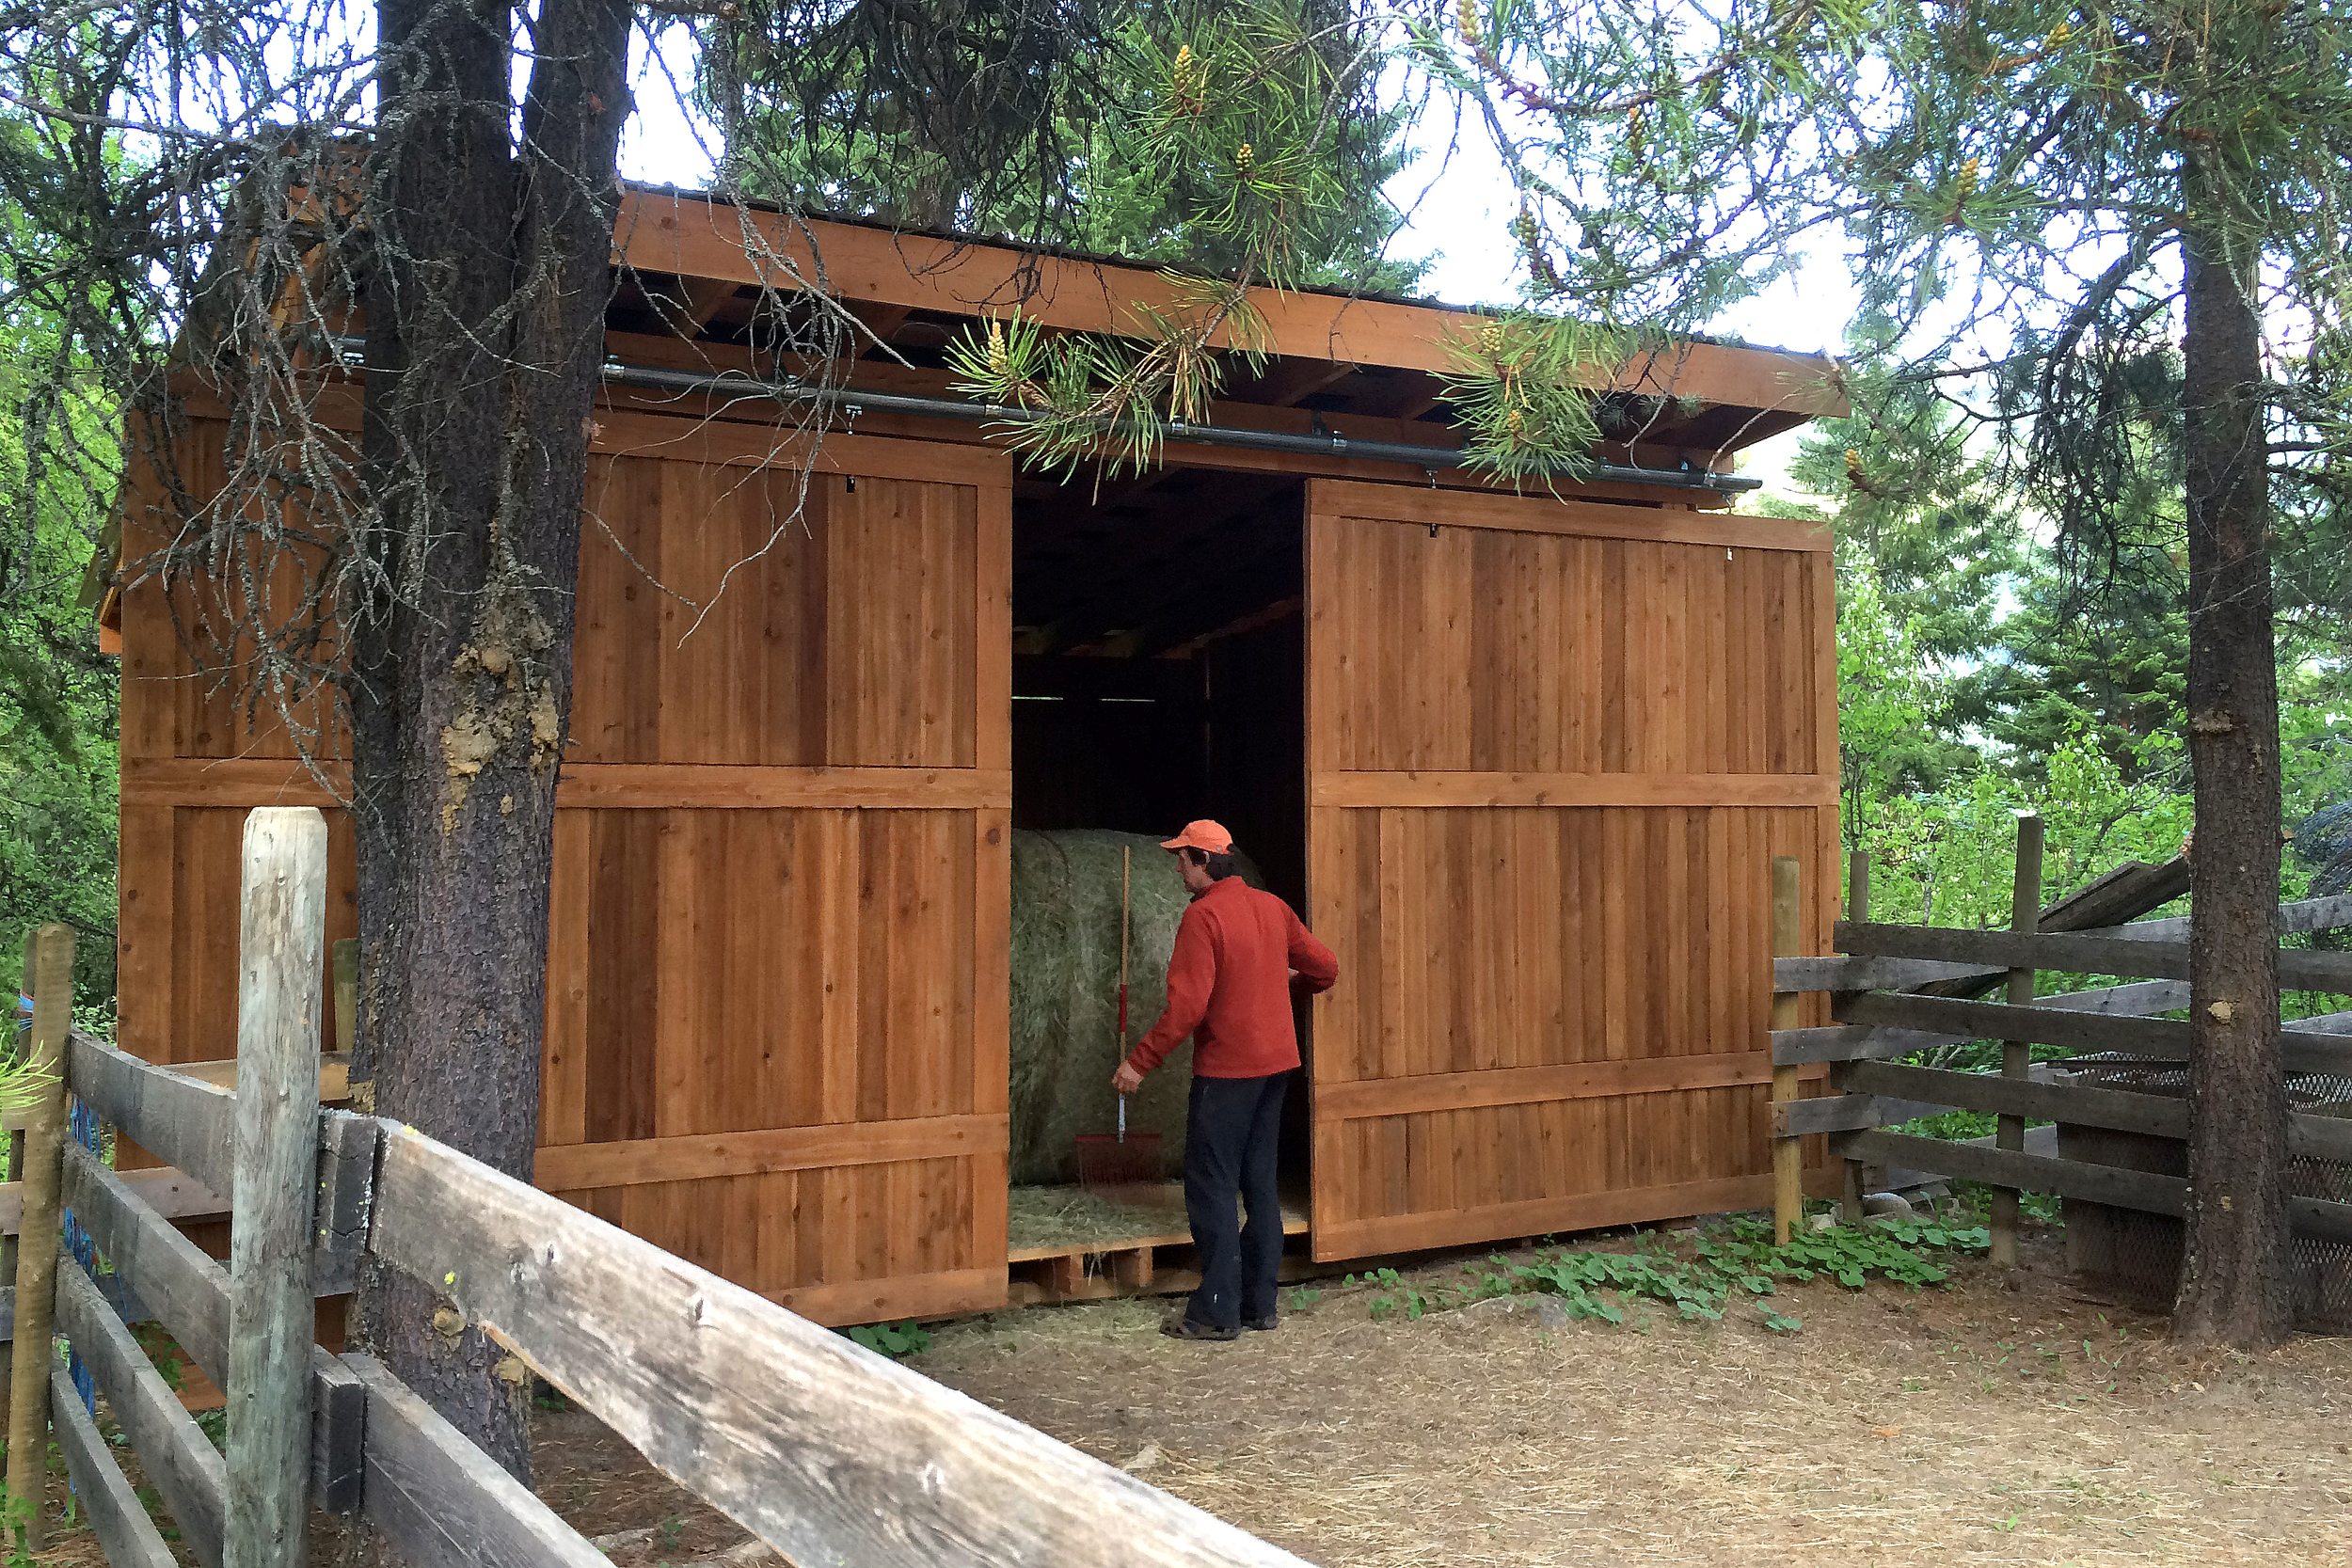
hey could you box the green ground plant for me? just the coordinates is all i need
[1350,1214,1991,1336]
[3,1485,35,1568]
[843,1320,933,1358]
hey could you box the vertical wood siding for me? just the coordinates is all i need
[1303,480,1839,1260]
[117,421,1012,1324]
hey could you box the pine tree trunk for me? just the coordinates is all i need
[347,0,631,1477]
[2171,171,2292,1347]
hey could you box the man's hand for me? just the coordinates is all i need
[1111,1061,1145,1096]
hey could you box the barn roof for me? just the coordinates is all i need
[608,184,1846,456]
[88,183,1846,642]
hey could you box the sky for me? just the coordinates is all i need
[614,24,1855,499]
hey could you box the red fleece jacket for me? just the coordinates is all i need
[1123,877,1338,1080]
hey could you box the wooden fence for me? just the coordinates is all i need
[6,807,1311,1568]
[1766,841,2352,1259]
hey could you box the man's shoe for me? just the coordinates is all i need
[1243,1315,1278,1332]
[1160,1313,1238,1342]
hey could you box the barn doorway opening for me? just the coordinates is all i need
[1004,463,1311,1283]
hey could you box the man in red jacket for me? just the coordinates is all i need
[1111,820,1338,1340]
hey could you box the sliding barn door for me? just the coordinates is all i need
[536,421,1013,1325]
[119,415,1009,1326]
[1303,478,1837,1261]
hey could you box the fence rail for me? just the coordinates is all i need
[1767,854,2352,1259]
[7,805,1313,1568]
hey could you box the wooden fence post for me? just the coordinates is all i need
[225,808,328,1568]
[1991,812,2043,1268]
[0,931,27,1371]
[6,923,73,1544]
[1842,847,1871,1225]
[1771,856,1804,1245]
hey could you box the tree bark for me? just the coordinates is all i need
[348,0,632,1477]
[2171,166,2292,1347]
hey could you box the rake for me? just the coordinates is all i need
[1076,845,1162,1193]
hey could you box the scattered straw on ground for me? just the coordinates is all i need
[913,1235,2352,1566]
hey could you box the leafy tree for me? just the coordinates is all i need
[0,110,122,1015]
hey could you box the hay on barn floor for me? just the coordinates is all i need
[1008,1182,1188,1251]
[1008,830,1266,1184]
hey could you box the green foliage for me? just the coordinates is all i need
[946,0,1414,477]
[1796,335,2352,943]
[843,1319,932,1357]
[1359,1219,1987,1335]
[1440,314,1629,481]
[711,0,1424,293]
[3,1484,35,1568]
[0,108,122,1018]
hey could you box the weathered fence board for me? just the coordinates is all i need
[67,1030,238,1199]
[343,1353,611,1568]
[64,1144,229,1368]
[49,1362,182,1568]
[1835,1129,2352,1243]
[0,1273,150,1341]
[1832,1129,2188,1214]
[0,1164,227,1235]
[2290,1195,2352,1245]
[56,1262,229,1568]
[366,1124,1315,1568]
[1835,921,2352,992]
[1840,1060,2190,1140]
[1835,992,2352,1075]
[59,1144,364,1513]
[1771,954,1998,993]
[2078,891,2352,943]
[1772,1092,1947,1138]
[313,1112,379,1295]
[1770,1023,1961,1068]
[1770,976,2200,1066]
[2039,980,2191,1016]
[2291,1114,2352,1164]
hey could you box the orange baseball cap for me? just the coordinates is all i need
[1160,819,1233,854]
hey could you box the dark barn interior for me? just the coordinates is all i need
[1009,464,1308,918]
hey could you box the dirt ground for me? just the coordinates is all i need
[907,1232,2352,1567]
[25,1226,2352,1567]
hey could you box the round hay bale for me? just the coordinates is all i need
[1008,829,1265,1184]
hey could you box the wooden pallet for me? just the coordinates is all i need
[1006,1209,1311,1307]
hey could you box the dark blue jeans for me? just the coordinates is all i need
[1184,1071,1291,1330]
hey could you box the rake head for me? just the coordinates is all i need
[1074,1130,1164,1194]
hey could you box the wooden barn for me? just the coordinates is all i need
[102,187,1847,1326]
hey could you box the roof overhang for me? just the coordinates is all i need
[611,186,1848,444]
